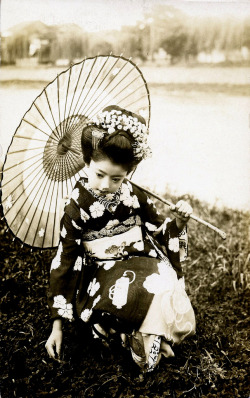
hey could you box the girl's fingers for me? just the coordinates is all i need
[45,342,55,359]
[45,329,63,361]
[55,340,61,359]
[171,207,192,221]
[46,343,61,362]
[174,201,192,218]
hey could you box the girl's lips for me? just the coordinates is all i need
[98,191,110,195]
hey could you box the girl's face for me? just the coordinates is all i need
[86,158,128,195]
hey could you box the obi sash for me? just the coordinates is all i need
[82,225,143,260]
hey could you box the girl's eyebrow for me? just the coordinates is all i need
[96,168,124,177]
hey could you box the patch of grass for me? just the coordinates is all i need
[0,194,249,397]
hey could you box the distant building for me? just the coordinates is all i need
[1,21,88,66]
[197,48,250,64]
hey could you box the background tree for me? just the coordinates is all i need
[242,17,250,49]
[1,6,249,65]
[161,28,188,63]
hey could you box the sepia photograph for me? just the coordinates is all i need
[0,0,249,396]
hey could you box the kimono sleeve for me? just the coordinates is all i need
[157,218,188,277]
[132,184,165,229]
[47,199,85,321]
[134,184,188,277]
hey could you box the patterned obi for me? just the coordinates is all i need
[82,225,143,260]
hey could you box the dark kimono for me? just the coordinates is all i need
[48,177,195,372]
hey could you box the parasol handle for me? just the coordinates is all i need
[128,180,227,240]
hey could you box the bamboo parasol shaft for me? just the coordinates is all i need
[129,180,227,240]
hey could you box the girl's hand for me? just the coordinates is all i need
[153,200,192,237]
[170,200,192,230]
[45,320,63,361]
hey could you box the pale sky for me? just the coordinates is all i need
[1,0,250,33]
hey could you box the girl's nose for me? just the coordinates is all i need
[101,177,110,190]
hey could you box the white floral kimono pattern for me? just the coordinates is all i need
[48,178,195,372]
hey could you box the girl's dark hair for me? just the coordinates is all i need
[81,105,147,173]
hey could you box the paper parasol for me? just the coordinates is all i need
[1,55,150,249]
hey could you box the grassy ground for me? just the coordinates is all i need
[0,192,249,398]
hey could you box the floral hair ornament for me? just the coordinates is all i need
[89,109,152,160]
[92,130,104,150]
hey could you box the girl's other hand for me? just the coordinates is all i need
[45,320,63,361]
[170,200,192,230]
[153,200,192,237]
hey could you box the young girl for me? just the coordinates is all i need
[45,105,196,372]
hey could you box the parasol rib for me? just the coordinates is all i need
[77,55,127,120]
[109,81,148,110]
[16,153,67,244]
[73,55,129,120]
[22,118,58,141]
[51,180,60,247]
[63,60,87,131]
[107,80,146,113]
[4,165,46,232]
[44,89,62,140]
[72,56,106,118]
[56,73,62,137]
[33,103,60,140]
[86,56,138,117]
[63,153,75,187]
[31,163,59,247]
[62,65,72,133]
[2,162,45,214]
[73,55,112,122]
[66,150,81,178]
[76,55,121,122]
[1,158,44,197]
[2,152,42,173]
[8,146,46,154]
[124,93,150,111]
[3,146,59,218]
[87,60,138,120]
[20,173,54,246]
[63,60,86,133]
[15,135,48,142]
[69,56,99,122]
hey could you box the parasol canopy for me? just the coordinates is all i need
[1,55,151,249]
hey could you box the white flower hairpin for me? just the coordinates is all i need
[89,109,152,160]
